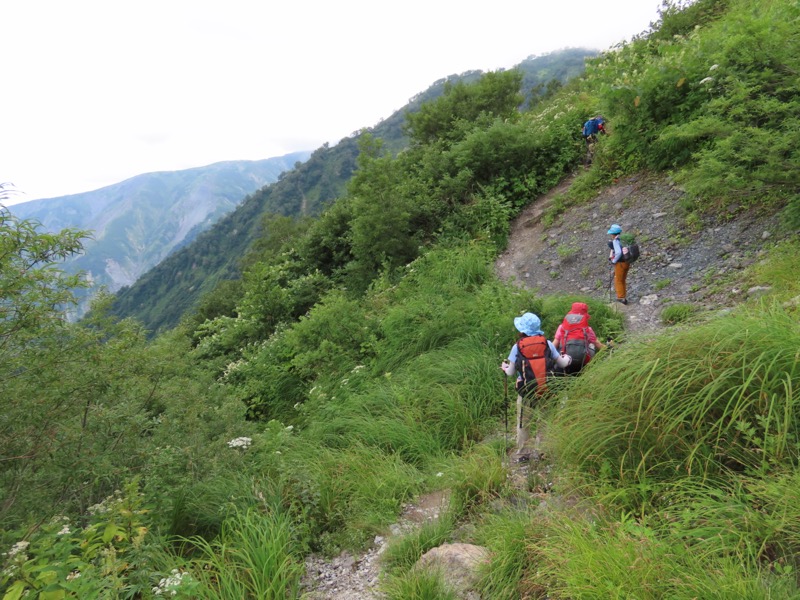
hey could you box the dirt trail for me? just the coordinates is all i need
[495,170,782,336]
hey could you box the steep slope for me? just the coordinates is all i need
[296,169,791,599]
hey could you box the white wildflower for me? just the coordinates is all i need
[436,472,444,477]
[699,76,714,85]
[285,425,293,431]
[153,569,189,597]
[227,437,252,450]
[222,359,245,378]
[5,541,29,558]
[66,570,81,581]
[88,501,109,515]
[709,64,719,71]
[57,525,71,536]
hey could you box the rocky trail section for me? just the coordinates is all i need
[496,171,782,335]
[300,491,449,599]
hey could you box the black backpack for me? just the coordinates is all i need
[620,234,640,264]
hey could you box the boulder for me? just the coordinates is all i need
[415,543,490,599]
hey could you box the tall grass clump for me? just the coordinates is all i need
[382,568,458,600]
[743,238,800,303]
[660,302,698,325]
[380,512,456,576]
[177,508,303,599]
[550,304,800,487]
[473,510,545,600]
[529,511,799,600]
[279,443,422,553]
[544,303,800,577]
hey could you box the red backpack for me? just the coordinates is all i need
[515,335,550,397]
[560,311,592,367]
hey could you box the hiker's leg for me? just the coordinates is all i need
[614,261,630,300]
[516,394,529,451]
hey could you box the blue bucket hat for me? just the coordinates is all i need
[607,224,622,235]
[513,312,543,336]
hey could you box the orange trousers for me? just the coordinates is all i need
[614,261,630,300]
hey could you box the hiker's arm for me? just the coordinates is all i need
[610,238,623,263]
[552,325,564,351]
[501,346,518,376]
[588,328,605,350]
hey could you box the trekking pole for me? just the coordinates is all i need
[606,264,615,302]
[503,372,509,464]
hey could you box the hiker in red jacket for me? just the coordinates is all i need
[552,302,605,375]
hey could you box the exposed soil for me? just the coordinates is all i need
[496,170,783,335]
[300,491,449,599]
[299,169,787,598]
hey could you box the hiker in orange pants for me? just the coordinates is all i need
[607,224,629,304]
[614,260,630,301]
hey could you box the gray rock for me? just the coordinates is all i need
[415,543,490,599]
[747,286,772,298]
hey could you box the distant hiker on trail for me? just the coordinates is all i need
[500,312,568,459]
[607,223,630,305]
[552,302,605,376]
[582,115,606,144]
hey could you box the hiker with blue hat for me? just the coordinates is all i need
[607,223,630,305]
[500,312,566,458]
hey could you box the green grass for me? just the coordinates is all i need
[383,568,458,600]
[551,305,800,485]
[743,239,800,303]
[381,513,456,575]
[660,302,698,325]
[531,511,798,599]
[178,508,304,600]
[654,277,672,291]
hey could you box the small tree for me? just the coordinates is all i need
[0,207,89,349]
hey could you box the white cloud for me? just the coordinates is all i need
[1,0,661,204]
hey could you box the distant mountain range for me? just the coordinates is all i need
[9,153,310,316]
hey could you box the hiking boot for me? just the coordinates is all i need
[616,298,628,305]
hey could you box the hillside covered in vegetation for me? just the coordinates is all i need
[2,1,799,598]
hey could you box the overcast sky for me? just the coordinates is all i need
[2,0,662,206]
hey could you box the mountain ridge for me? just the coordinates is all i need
[9,153,311,315]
